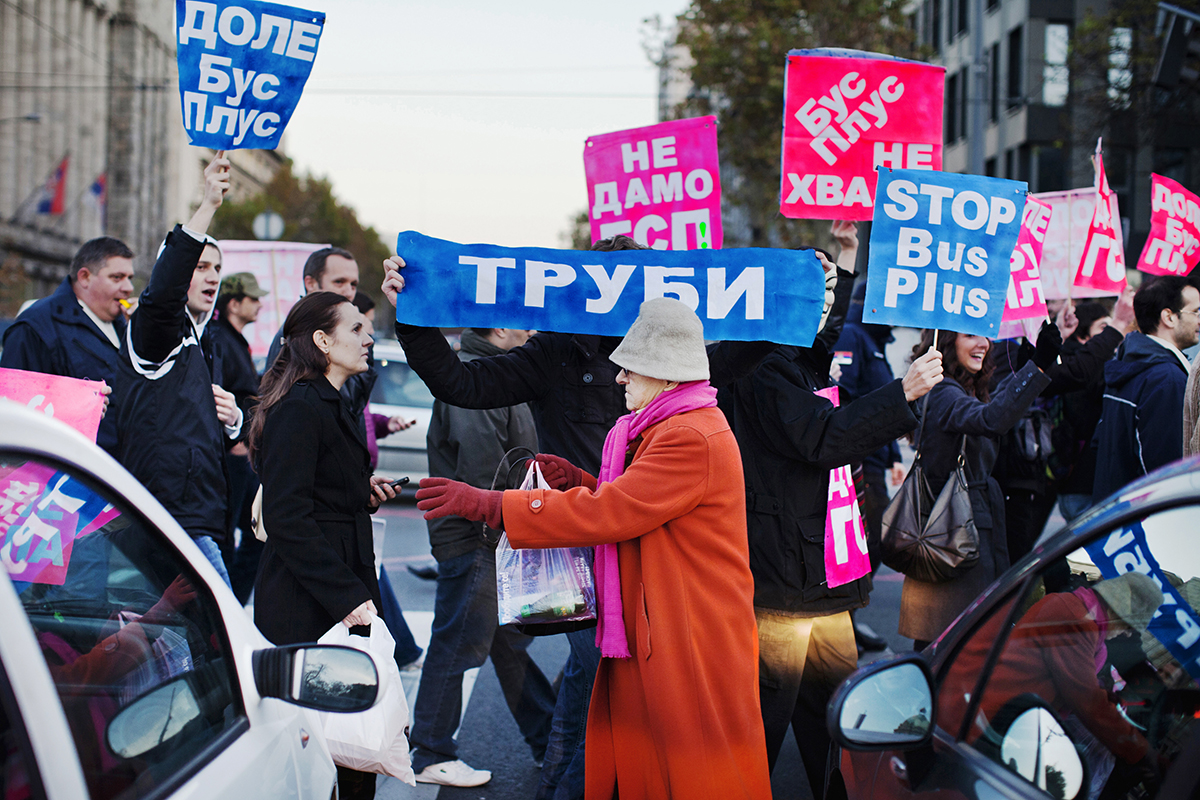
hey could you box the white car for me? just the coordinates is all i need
[0,400,382,800]
[369,341,438,481]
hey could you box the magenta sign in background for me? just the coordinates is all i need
[1001,196,1052,324]
[781,50,944,221]
[815,386,871,588]
[0,368,106,441]
[584,115,722,251]
[1136,174,1200,277]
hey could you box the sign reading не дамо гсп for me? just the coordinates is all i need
[863,168,1027,337]
[175,0,324,150]
[392,232,827,347]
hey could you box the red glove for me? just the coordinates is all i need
[416,478,503,529]
[534,453,586,490]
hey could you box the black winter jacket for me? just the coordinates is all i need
[115,226,231,541]
[719,268,918,616]
[254,377,380,645]
[1092,332,1189,501]
[394,323,776,475]
[210,314,260,443]
[1,278,127,454]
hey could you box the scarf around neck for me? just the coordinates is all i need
[593,379,719,658]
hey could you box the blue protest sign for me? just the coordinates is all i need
[863,168,1027,336]
[1085,522,1200,683]
[175,0,324,150]
[393,232,826,346]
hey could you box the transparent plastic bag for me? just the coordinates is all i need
[495,461,596,627]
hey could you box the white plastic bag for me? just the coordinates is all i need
[317,614,416,785]
[495,461,597,627]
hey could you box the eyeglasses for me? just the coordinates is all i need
[1176,308,1200,319]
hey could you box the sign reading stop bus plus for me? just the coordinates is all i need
[780,49,945,221]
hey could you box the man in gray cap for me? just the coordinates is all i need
[213,271,269,600]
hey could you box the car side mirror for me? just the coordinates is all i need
[827,655,935,751]
[252,644,380,712]
[976,694,1088,800]
[106,676,205,760]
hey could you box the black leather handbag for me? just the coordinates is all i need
[879,399,980,583]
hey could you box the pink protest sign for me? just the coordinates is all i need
[0,368,105,441]
[217,240,330,361]
[815,386,871,587]
[0,462,119,585]
[1001,196,1052,325]
[1031,188,1114,300]
[781,50,944,221]
[1074,142,1127,295]
[584,116,722,250]
[1136,174,1200,276]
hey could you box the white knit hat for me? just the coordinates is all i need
[1094,571,1164,633]
[609,297,709,382]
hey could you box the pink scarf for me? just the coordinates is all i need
[594,380,719,658]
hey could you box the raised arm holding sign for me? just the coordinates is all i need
[863,168,1027,337]
[175,0,324,149]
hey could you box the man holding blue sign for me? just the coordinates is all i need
[175,0,324,150]
[863,168,1027,336]
[382,234,833,798]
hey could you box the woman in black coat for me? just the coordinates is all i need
[897,327,1057,650]
[248,291,397,800]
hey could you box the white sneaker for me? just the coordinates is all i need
[414,760,492,787]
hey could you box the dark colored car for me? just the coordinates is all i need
[826,457,1200,800]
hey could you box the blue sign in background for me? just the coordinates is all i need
[175,0,324,150]
[864,168,1027,336]
[392,232,827,347]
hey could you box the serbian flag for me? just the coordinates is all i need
[1073,139,1126,294]
[35,155,69,215]
[86,173,106,227]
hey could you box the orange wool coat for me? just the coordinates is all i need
[502,406,772,800]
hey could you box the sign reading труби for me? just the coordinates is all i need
[175,0,324,150]
[864,168,1027,337]
[392,233,827,347]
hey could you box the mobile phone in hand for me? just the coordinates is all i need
[388,476,411,489]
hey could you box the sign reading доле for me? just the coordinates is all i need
[585,116,723,251]
[863,168,1027,337]
[175,0,324,150]
[781,49,945,221]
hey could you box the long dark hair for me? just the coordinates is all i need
[911,328,994,402]
[248,292,350,462]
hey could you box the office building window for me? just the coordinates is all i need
[986,157,998,177]
[1007,26,1024,109]
[957,0,969,36]
[1108,27,1132,109]
[946,71,960,142]
[1154,148,1189,184]
[1043,23,1070,106]
[990,43,1000,121]
[932,0,943,53]
[987,0,999,11]
[1034,146,1066,192]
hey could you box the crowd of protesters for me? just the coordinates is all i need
[4,147,1200,800]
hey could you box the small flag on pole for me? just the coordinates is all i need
[35,155,70,215]
[86,173,106,228]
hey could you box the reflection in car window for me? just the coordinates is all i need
[0,663,44,800]
[370,358,435,409]
[0,456,243,800]
[952,505,1200,800]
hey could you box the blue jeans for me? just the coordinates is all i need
[378,566,423,667]
[193,535,231,588]
[537,627,601,800]
[409,547,556,772]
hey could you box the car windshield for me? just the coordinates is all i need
[371,356,435,409]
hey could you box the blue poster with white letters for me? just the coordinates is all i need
[863,168,1027,336]
[175,0,324,150]
[392,232,827,346]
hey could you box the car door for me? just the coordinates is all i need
[847,501,1200,800]
[0,441,336,800]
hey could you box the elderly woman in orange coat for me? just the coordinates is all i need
[416,297,771,800]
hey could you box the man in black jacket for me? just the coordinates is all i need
[116,152,237,584]
[381,235,829,800]
[1,237,135,455]
[212,272,268,601]
[718,221,943,793]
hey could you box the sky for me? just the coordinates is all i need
[282,0,689,251]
